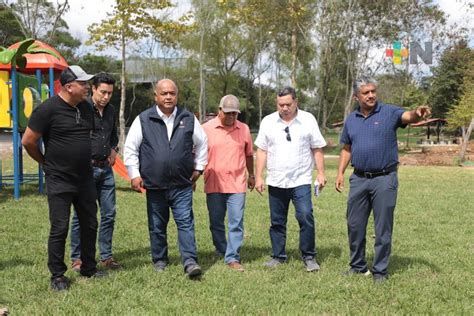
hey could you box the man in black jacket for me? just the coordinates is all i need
[70,72,121,272]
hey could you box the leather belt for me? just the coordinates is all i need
[353,165,398,179]
[92,159,109,168]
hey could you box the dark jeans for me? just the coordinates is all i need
[268,184,316,260]
[71,166,116,261]
[346,171,398,276]
[46,178,98,279]
[146,186,198,268]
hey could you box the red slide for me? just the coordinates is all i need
[113,156,145,193]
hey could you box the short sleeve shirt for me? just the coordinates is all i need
[255,109,326,188]
[28,95,94,192]
[202,117,253,193]
[340,102,406,171]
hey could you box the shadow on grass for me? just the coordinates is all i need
[389,254,440,274]
[0,258,35,271]
[0,185,45,202]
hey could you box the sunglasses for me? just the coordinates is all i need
[284,126,291,142]
[75,107,82,125]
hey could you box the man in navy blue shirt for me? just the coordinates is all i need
[335,76,430,282]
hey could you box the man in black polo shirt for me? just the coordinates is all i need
[22,65,106,291]
[70,72,121,272]
[335,75,430,282]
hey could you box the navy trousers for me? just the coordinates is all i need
[346,171,398,276]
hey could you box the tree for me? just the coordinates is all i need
[428,40,474,118]
[8,0,69,41]
[0,3,24,46]
[88,0,186,154]
[6,0,82,61]
[446,58,474,163]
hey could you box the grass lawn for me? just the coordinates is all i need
[0,157,473,314]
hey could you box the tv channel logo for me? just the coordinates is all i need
[386,41,432,65]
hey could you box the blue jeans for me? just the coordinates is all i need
[146,186,198,268]
[206,193,245,264]
[268,184,316,260]
[71,166,116,261]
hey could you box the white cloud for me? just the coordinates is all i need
[63,0,115,42]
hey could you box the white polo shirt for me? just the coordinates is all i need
[255,109,326,188]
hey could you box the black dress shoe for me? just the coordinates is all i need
[373,274,389,283]
[185,263,202,277]
[81,270,108,278]
[50,276,70,291]
[343,268,371,276]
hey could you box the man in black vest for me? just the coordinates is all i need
[22,66,107,291]
[124,79,208,277]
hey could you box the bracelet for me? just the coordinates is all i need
[249,175,255,179]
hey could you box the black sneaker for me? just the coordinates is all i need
[373,274,388,283]
[50,276,70,291]
[343,268,371,276]
[185,263,202,278]
[81,270,108,278]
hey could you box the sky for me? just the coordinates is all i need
[63,0,473,62]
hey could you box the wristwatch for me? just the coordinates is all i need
[194,169,203,175]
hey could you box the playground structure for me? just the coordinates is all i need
[1,39,133,200]
[0,39,67,200]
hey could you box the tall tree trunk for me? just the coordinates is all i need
[291,27,297,87]
[119,32,126,156]
[459,118,474,163]
[198,24,205,122]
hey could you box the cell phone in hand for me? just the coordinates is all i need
[314,180,319,197]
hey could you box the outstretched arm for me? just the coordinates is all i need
[401,105,431,125]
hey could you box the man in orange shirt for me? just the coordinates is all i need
[202,94,255,272]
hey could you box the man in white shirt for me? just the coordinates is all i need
[124,79,207,278]
[255,86,327,272]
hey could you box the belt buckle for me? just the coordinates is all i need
[364,171,374,178]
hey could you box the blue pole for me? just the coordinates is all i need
[36,69,44,194]
[49,67,54,97]
[11,68,20,200]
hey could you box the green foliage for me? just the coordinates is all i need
[377,73,427,109]
[1,157,473,314]
[446,59,474,130]
[428,40,474,118]
[0,4,24,47]
[87,0,180,50]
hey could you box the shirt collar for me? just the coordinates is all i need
[213,117,239,130]
[355,102,381,117]
[155,105,177,119]
[276,108,300,125]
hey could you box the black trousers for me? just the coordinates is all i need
[46,178,98,279]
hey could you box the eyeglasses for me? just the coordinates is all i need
[75,107,82,125]
[284,126,291,142]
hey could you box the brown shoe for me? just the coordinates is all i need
[71,259,82,272]
[227,261,244,272]
[100,258,122,270]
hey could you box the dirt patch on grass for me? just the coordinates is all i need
[400,142,474,166]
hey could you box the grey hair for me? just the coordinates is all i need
[353,76,377,94]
